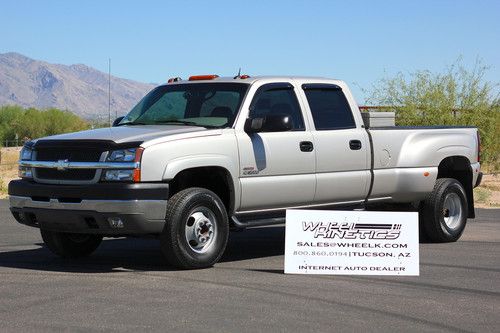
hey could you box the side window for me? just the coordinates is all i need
[303,85,355,130]
[250,86,305,131]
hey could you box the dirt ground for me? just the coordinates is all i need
[474,173,500,208]
[1,147,499,207]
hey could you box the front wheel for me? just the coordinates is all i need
[419,178,468,242]
[160,188,229,269]
[40,229,103,258]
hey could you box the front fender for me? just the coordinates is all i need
[162,154,241,210]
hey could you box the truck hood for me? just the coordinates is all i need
[37,125,211,144]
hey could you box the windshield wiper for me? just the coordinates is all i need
[154,120,223,129]
[115,121,147,126]
[154,120,199,126]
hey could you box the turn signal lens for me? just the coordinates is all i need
[133,147,144,182]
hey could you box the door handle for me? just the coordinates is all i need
[349,140,362,150]
[300,141,314,152]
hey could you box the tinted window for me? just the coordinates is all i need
[250,87,305,131]
[303,87,355,130]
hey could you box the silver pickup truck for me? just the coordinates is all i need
[9,75,482,269]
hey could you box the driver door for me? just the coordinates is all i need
[236,83,316,211]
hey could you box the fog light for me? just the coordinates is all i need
[108,217,124,228]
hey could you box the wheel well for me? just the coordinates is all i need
[168,167,234,213]
[437,156,474,218]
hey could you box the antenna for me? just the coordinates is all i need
[108,58,111,127]
[234,67,241,79]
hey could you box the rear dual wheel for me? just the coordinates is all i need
[419,178,468,242]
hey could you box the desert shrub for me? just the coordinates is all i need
[0,105,90,145]
[366,59,500,170]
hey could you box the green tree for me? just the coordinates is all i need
[0,106,91,145]
[366,59,500,170]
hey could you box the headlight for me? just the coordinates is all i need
[18,167,33,178]
[20,147,33,161]
[19,144,33,178]
[107,148,137,162]
[102,169,134,181]
[102,147,143,182]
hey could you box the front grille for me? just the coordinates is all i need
[36,168,96,181]
[36,148,103,162]
[33,143,105,182]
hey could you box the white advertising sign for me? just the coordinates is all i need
[284,210,419,276]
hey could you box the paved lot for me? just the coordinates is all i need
[0,200,498,332]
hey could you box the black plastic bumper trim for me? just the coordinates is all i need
[10,207,165,235]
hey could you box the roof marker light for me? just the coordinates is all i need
[233,74,250,79]
[167,77,182,83]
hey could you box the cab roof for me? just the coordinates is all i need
[162,75,344,86]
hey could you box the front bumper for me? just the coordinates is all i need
[8,180,169,235]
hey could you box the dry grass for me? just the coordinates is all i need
[474,174,500,208]
[1,147,499,207]
[0,147,21,197]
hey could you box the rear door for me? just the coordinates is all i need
[300,83,370,204]
[236,82,316,211]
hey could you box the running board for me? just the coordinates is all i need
[230,216,285,230]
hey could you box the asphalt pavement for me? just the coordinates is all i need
[0,199,498,332]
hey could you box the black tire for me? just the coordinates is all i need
[419,178,468,243]
[160,187,229,269]
[40,229,103,258]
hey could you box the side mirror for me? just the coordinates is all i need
[244,114,293,133]
[112,116,125,127]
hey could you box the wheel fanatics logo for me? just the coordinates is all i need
[302,221,402,240]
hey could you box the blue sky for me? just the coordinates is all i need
[1,0,499,103]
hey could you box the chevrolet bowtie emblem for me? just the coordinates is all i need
[56,159,70,171]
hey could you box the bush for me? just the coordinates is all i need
[366,59,500,170]
[0,105,90,145]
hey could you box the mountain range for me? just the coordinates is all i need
[0,52,155,119]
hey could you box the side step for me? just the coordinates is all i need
[230,216,285,230]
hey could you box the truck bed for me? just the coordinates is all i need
[366,126,480,203]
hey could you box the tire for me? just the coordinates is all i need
[160,187,229,269]
[419,178,468,242]
[40,229,103,258]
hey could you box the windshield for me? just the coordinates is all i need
[119,83,249,128]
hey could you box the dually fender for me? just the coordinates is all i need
[396,131,476,168]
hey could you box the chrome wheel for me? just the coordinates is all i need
[185,207,217,253]
[442,192,463,230]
